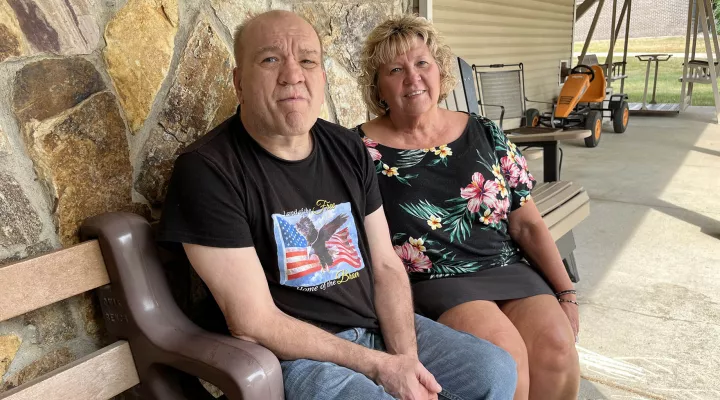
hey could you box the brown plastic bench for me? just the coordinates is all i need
[445,56,590,282]
[0,212,283,400]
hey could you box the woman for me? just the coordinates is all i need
[355,16,580,400]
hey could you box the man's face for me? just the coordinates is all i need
[234,12,326,137]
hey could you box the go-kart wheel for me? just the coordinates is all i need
[584,110,602,148]
[525,109,540,127]
[571,64,596,82]
[613,101,629,133]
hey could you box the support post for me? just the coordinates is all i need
[698,0,720,122]
[621,0,631,93]
[680,0,695,110]
[580,0,605,63]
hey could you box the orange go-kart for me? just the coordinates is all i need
[525,64,629,148]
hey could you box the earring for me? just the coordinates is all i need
[379,100,389,110]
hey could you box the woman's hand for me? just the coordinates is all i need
[559,299,580,342]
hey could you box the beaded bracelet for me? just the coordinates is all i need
[555,289,577,297]
[558,298,579,306]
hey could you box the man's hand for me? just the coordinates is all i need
[373,354,442,400]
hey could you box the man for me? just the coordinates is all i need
[158,10,516,400]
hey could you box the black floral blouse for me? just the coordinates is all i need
[355,115,537,281]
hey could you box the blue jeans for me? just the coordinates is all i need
[281,314,517,400]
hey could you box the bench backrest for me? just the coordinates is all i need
[440,57,480,115]
[0,242,139,399]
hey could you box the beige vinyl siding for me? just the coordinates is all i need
[433,0,575,127]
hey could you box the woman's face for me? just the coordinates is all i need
[376,37,441,117]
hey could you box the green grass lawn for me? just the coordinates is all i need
[607,57,716,106]
[574,37,716,106]
[573,36,689,54]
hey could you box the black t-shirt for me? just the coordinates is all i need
[158,111,382,332]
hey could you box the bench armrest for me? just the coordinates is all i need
[80,213,284,400]
[149,324,284,399]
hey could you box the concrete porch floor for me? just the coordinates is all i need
[527,107,720,399]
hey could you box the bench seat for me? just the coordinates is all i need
[533,181,590,242]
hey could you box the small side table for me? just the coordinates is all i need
[636,54,673,109]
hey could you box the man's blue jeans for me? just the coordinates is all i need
[281,314,517,400]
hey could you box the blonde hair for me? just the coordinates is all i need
[359,15,458,116]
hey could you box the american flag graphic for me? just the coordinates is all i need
[327,228,362,269]
[277,217,323,281]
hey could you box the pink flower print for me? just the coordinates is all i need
[516,154,528,170]
[362,137,382,161]
[493,196,510,221]
[516,155,534,189]
[367,148,382,161]
[460,173,500,213]
[394,242,433,272]
[500,157,520,188]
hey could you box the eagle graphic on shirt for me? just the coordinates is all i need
[295,214,348,270]
[272,202,365,287]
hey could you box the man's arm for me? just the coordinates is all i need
[364,206,417,356]
[184,244,382,368]
[183,243,439,399]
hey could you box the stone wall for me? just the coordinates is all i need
[0,0,411,394]
[575,0,687,41]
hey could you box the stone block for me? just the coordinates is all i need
[0,173,42,248]
[4,0,100,56]
[1,347,73,391]
[291,1,400,76]
[75,292,107,342]
[0,335,21,379]
[104,0,178,132]
[209,0,268,35]
[325,58,366,128]
[12,57,105,128]
[0,127,10,154]
[0,240,54,267]
[0,0,26,62]
[22,91,133,245]
[22,300,77,345]
[135,19,236,206]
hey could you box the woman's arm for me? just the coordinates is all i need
[507,198,574,295]
[508,199,579,338]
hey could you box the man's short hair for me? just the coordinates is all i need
[232,11,325,70]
